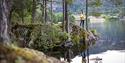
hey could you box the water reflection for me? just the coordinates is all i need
[89,20,125,41]
[89,20,125,54]
[71,20,125,63]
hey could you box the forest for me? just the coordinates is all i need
[0,0,124,63]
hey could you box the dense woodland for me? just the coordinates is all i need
[0,0,124,63]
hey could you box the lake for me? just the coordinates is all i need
[71,18,125,63]
[71,50,125,63]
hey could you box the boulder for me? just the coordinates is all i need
[0,44,67,63]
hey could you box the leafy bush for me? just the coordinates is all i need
[30,24,68,53]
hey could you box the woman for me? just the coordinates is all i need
[80,11,85,28]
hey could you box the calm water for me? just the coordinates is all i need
[71,19,125,63]
[89,20,125,53]
[89,20,125,42]
[71,50,125,63]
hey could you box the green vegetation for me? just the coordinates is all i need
[10,22,97,58]
[0,0,101,62]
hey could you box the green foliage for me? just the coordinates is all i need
[12,0,32,22]
[53,13,75,24]
[70,25,98,53]
[8,0,99,59]
[91,29,97,35]
[69,12,75,23]
[11,0,46,23]
[30,24,68,52]
[92,12,102,17]
[89,0,102,7]
[66,0,74,5]
[88,0,102,16]
[11,23,98,58]
[70,25,87,52]
[90,29,98,44]
[71,25,80,44]
[53,13,63,23]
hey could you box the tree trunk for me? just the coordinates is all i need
[45,0,47,23]
[21,10,24,22]
[50,0,53,23]
[32,0,36,22]
[42,0,45,22]
[64,0,68,33]
[62,0,65,31]
[0,0,12,43]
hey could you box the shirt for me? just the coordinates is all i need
[80,14,85,20]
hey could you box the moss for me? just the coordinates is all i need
[0,44,66,63]
[70,25,98,55]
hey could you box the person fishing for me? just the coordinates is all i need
[80,10,85,28]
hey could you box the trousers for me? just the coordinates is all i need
[80,20,84,27]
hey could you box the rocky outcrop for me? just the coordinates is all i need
[0,44,67,63]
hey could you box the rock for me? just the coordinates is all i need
[0,44,67,63]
